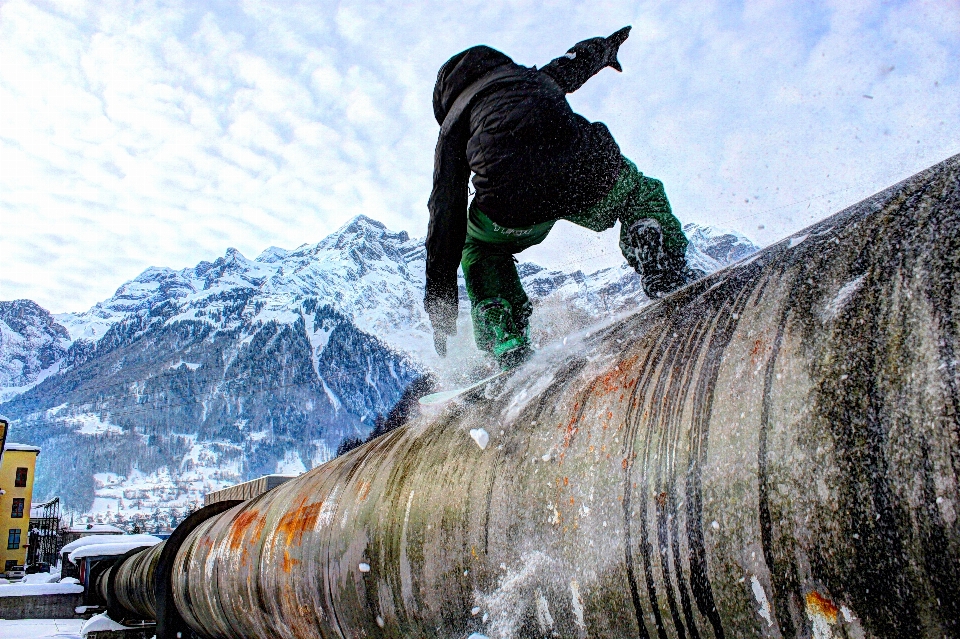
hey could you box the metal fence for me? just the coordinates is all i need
[27,497,62,567]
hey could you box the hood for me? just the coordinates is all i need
[433,46,514,125]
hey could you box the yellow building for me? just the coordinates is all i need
[0,440,40,572]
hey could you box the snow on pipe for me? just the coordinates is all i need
[127,154,959,638]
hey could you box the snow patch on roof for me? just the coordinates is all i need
[60,533,158,555]
[69,538,161,563]
[64,524,125,535]
[2,442,40,453]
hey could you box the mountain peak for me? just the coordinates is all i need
[223,247,247,261]
[340,214,386,232]
[683,223,758,265]
[0,299,71,396]
[256,246,290,264]
[0,299,70,340]
[310,215,411,258]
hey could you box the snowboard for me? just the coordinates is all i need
[418,368,513,406]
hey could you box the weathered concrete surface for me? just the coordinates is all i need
[0,592,83,620]
[167,154,959,639]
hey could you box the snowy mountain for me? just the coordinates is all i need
[684,222,759,270]
[0,300,71,402]
[56,215,432,358]
[0,215,757,524]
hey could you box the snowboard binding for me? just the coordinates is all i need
[472,297,533,370]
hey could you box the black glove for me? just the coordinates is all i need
[642,257,705,299]
[424,291,457,357]
[433,332,448,358]
[603,26,631,72]
[543,26,633,93]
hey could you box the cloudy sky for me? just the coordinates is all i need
[1,0,957,313]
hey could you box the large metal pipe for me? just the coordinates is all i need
[112,542,165,620]
[91,545,161,621]
[95,561,113,606]
[154,154,959,638]
[102,501,243,636]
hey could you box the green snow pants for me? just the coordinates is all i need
[462,156,686,355]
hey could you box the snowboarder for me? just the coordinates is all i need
[425,27,703,369]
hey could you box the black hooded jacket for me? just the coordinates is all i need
[425,38,623,328]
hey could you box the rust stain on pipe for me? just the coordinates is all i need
[276,497,324,572]
[805,591,839,624]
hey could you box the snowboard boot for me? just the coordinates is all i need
[472,297,533,370]
[620,218,705,299]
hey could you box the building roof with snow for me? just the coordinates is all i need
[204,473,296,506]
[65,523,123,535]
[1,442,40,453]
[60,532,159,556]
[29,497,59,518]
[68,537,162,563]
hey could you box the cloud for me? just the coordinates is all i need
[0,0,957,312]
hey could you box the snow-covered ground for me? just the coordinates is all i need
[0,619,83,639]
[64,413,124,436]
[0,582,83,597]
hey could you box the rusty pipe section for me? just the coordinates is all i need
[165,156,960,638]
[95,562,113,606]
[112,541,165,620]
[93,543,164,622]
